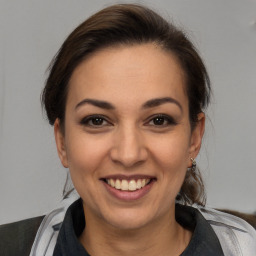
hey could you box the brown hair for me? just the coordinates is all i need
[42,4,210,206]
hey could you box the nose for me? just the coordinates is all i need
[110,125,148,168]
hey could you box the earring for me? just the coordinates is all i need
[188,158,197,172]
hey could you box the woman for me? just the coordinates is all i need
[1,4,256,256]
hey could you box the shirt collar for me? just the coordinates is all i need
[176,204,224,256]
[53,199,224,256]
[53,198,87,256]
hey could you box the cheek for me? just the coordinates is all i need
[65,133,110,180]
[148,129,191,198]
[149,131,191,169]
[64,134,111,207]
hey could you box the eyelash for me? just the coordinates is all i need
[80,114,177,128]
[146,114,177,127]
[80,115,111,127]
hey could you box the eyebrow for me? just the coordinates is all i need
[142,97,183,112]
[75,99,115,110]
[75,97,182,112]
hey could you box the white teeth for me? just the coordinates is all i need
[121,180,129,190]
[136,179,142,189]
[106,178,151,191]
[115,179,121,189]
[128,180,137,191]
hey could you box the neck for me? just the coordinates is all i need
[79,206,192,256]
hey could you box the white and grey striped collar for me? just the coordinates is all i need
[29,192,79,256]
[30,195,256,256]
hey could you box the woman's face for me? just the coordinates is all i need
[55,43,204,230]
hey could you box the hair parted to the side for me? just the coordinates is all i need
[42,3,211,206]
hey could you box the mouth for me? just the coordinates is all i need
[101,176,156,201]
[100,175,156,200]
[103,178,154,191]
[100,174,156,193]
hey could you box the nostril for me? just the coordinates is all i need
[110,149,148,168]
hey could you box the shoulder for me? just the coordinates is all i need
[197,206,256,255]
[0,193,79,256]
[30,192,80,256]
[0,216,44,256]
[218,208,256,229]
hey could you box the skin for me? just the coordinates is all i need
[54,43,205,256]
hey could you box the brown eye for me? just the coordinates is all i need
[80,115,110,127]
[147,114,177,127]
[152,116,165,125]
[91,117,104,125]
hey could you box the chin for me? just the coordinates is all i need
[102,208,157,231]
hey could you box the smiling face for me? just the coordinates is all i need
[55,43,204,230]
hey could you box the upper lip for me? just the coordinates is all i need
[101,174,156,181]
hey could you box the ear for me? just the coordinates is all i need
[54,119,69,168]
[188,112,205,161]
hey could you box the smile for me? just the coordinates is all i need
[101,175,156,200]
[106,178,151,191]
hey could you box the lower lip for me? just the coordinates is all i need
[102,180,155,201]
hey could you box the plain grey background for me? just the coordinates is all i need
[0,0,255,225]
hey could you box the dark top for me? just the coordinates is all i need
[0,215,44,256]
[53,198,224,256]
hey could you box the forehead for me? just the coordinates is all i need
[67,43,188,109]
